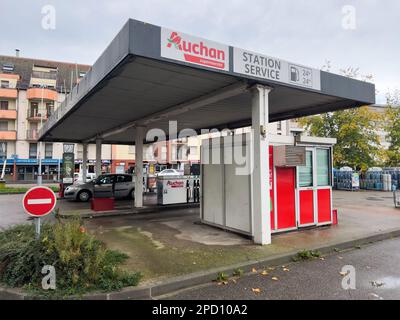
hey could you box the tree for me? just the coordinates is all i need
[299,107,382,170]
[298,64,381,170]
[384,91,400,166]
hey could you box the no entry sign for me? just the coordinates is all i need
[23,186,57,217]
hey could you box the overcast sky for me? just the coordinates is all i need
[0,0,398,103]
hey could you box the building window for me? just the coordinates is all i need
[0,101,9,110]
[0,80,9,88]
[189,146,197,155]
[2,63,14,72]
[128,145,135,154]
[79,71,86,78]
[0,142,6,160]
[317,149,330,186]
[29,143,38,159]
[46,102,54,117]
[45,143,53,159]
[0,120,8,131]
[29,102,39,118]
[161,146,167,161]
[299,151,313,187]
[277,121,282,131]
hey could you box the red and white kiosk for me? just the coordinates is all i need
[201,133,336,238]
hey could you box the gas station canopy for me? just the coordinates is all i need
[39,19,375,144]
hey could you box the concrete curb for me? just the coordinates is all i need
[0,191,60,196]
[0,193,26,195]
[59,203,200,219]
[2,228,400,300]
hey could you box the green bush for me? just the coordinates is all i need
[0,220,141,297]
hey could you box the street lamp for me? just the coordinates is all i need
[37,85,45,186]
[0,142,7,183]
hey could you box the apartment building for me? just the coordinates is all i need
[0,54,112,182]
[111,136,203,174]
[366,104,391,149]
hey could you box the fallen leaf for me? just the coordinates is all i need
[338,256,343,260]
[339,272,348,277]
[232,279,237,284]
[320,258,325,261]
[371,281,385,288]
[268,267,275,271]
[261,271,269,276]
[283,268,290,272]
[252,288,261,294]
[251,268,257,273]
[369,293,384,300]
[272,277,279,281]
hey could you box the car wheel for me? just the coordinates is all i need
[130,189,135,200]
[78,190,91,202]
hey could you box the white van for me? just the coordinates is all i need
[73,172,96,184]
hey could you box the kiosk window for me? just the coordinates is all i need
[317,149,330,186]
[299,151,313,187]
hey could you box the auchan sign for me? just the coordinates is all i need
[161,28,230,71]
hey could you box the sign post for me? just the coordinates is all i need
[23,186,57,239]
[62,152,75,184]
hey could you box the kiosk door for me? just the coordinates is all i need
[316,148,333,225]
[276,167,297,231]
[298,149,317,227]
[297,148,333,227]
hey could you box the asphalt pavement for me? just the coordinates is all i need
[0,193,142,229]
[163,237,400,300]
[0,194,31,228]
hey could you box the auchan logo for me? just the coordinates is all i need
[166,31,226,70]
[167,180,185,189]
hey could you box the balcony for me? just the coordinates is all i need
[26,88,57,101]
[0,73,19,80]
[0,88,17,99]
[0,130,16,141]
[26,129,39,141]
[0,109,17,120]
[27,111,47,122]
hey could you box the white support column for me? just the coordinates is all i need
[82,143,88,182]
[95,139,102,177]
[134,126,144,208]
[251,85,272,245]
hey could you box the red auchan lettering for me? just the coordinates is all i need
[167,180,185,189]
[162,28,229,71]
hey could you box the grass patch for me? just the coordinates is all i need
[215,272,229,282]
[232,268,244,277]
[292,249,322,262]
[0,186,59,194]
[0,220,141,298]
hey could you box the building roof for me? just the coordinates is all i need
[38,19,375,145]
[0,55,91,93]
